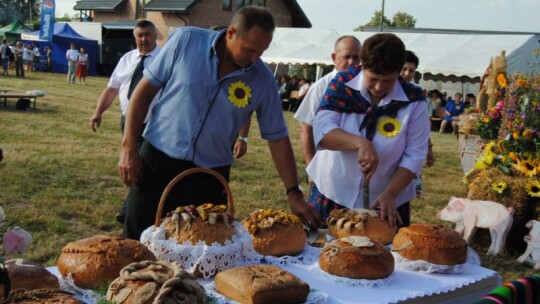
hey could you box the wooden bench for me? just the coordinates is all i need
[0,92,40,109]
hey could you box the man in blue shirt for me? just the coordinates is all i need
[119,6,322,239]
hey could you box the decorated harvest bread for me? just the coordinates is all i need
[1,289,81,304]
[107,260,206,304]
[327,208,396,245]
[57,235,156,289]
[162,203,235,246]
[242,209,306,256]
[319,236,394,279]
[392,223,468,265]
[214,265,310,304]
[0,259,59,295]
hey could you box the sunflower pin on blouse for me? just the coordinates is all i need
[228,81,252,108]
[376,116,402,138]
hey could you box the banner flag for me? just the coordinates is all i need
[39,0,55,41]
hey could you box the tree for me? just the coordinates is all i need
[354,10,416,31]
[392,11,416,28]
[0,0,39,23]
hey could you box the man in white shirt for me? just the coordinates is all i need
[65,43,79,84]
[89,20,160,224]
[294,36,361,166]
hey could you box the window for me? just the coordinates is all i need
[257,0,266,6]
[222,0,232,11]
[237,0,252,9]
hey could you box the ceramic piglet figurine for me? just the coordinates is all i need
[517,220,540,269]
[437,197,514,255]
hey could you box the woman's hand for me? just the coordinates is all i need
[356,139,379,181]
[371,191,402,229]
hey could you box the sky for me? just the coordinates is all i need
[55,0,539,33]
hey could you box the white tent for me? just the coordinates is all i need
[262,28,540,79]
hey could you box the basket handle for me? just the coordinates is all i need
[153,167,235,227]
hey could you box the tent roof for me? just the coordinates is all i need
[262,28,540,78]
[0,20,31,35]
[22,23,98,42]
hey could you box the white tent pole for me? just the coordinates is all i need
[273,63,279,76]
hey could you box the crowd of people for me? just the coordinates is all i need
[85,5,488,240]
[0,40,52,77]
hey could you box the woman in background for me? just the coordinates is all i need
[76,47,89,85]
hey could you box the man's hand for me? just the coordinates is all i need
[425,146,435,167]
[233,140,247,159]
[288,191,324,228]
[89,113,102,132]
[118,146,142,188]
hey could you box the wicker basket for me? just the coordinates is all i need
[140,168,254,278]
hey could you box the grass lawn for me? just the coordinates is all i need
[0,71,536,284]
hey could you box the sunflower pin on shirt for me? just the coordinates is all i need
[228,81,252,108]
[376,116,402,137]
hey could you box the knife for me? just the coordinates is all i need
[362,179,370,209]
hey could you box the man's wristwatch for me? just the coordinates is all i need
[237,136,248,143]
[286,184,303,195]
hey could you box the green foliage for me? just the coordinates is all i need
[355,10,416,30]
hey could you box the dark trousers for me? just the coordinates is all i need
[123,141,231,240]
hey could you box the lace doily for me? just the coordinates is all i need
[262,244,321,267]
[57,273,104,304]
[203,281,328,304]
[310,263,394,288]
[141,222,261,278]
[393,246,481,274]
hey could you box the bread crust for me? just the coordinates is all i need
[327,209,396,245]
[319,239,394,279]
[0,259,59,295]
[2,289,81,304]
[215,265,310,304]
[242,209,306,256]
[392,223,468,265]
[164,218,235,245]
[57,235,156,289]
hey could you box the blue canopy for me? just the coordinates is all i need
[24,23,98,75]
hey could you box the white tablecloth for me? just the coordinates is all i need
[47,248,500,304]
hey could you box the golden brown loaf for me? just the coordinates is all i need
[1,289,81,304]
[327,208,396,245]
[392,223,468,265]
[0,259,59,295]
[214,265,310,304]
[106,260,206,304]
[57,235,156,289]
[242,209,306,256]
[163,203,235,245]
[319,236,394,279]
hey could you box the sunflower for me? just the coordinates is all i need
[513,159,538,177]
[376,116,402,137]
[523,129,533,140]
[485,141,496,153]
[497,73,507,88]
[491,181,507,194]
[526,179,540,197]
[228,81,252,108]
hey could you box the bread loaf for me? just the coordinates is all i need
[57,235,156,289]
[163,203,234,245]
[319,236,394,279]
[392,223,468,265]
[1,289,81,304]
[0,259,59,295]
[242,209,306,256]
[107,260,206,304]
[215,265,310,304]
[327,208,396,245]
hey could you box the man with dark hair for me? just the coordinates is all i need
[401,50,419,83]
[119,6,321,239]
[89,19,161,224]
[307,33,430,228]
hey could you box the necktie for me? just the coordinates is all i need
[127,55,148,100]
